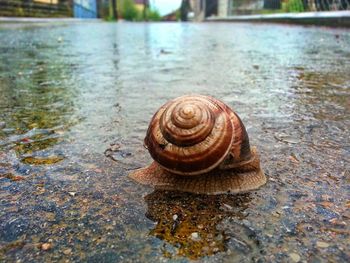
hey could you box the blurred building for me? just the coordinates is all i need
[0,0,109,18]
[73,0,97,18]
[0,0,71,17]
[189,0,349,20]
[162,10,178,21]
[189,0,228,20]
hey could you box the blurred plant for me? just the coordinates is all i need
[258,9,284,14]
[106,0,161,21]
[145,8,161,21]
[121,0,139,21]
[175,9,181,21]
[282,0,305,12]
[15,7,25,17]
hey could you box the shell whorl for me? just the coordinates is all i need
[144,95,236,176]
[159,97,215,147]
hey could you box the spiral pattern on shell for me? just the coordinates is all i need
[144,95,236,176]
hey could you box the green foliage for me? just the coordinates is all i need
[146,8,161,21]
[105,15,115,21]
[283,0,305,12]
[257,9,284,15]
[122,0,139,21]
[106,0,161,22]
[15,7,25,17]
[175,10,181,21]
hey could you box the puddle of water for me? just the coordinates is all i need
[0,22,349,262]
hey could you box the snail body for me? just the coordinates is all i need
[129,95,266,194]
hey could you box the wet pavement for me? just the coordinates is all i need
[0,22,349,262]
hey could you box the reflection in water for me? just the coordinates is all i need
[145,190,258,260]
[292,68,349,121]
[0,38,78,162]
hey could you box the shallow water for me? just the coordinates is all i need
[0,22,349,262]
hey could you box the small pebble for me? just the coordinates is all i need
[41,243,52,251]
[213,247,219,252]
[68,192,76,197]
[289,253,301,262]
[0,122,5,129]
[223,203,233,209]
[242,219,251,227]
[215,234,223,241]
[172,214,178,221]
[190,232,200,241]
[63,248,72,255]
[86,163,97,169]
[317,241,329,248]
[110,143,121,152]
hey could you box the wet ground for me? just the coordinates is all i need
[0,22,349,262]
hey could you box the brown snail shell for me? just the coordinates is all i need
[144,95,236,175]
[129,95,266,194]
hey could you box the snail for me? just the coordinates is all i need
[129,95,266,194]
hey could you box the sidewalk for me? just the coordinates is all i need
[206,11,350,27]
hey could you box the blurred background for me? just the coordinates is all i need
[0,0,349,21]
